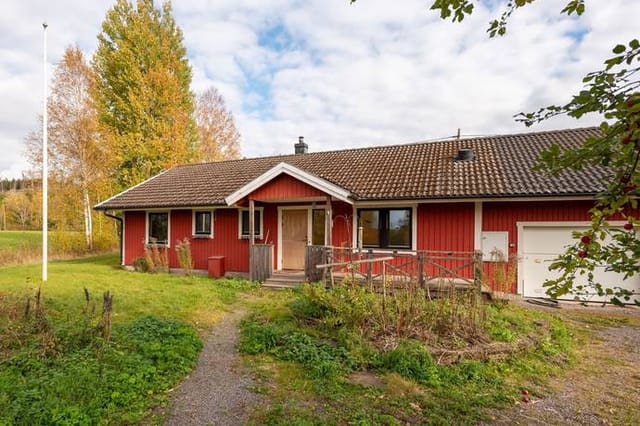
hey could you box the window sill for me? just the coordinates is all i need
[239,235,263,240]
[192,234,213,239]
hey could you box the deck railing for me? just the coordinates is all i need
[305,246,485,299]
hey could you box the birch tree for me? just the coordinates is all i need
[195,87,241,162]
[27,46,104,248]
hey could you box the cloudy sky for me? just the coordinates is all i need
[1,0,638,178]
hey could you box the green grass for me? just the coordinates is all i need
[0,254,253,330]
[0,230,118,266]
[240,287,575,425]
[0,230,41,250]
[0,255,256,424]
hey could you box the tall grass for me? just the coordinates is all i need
[0,230,117,266]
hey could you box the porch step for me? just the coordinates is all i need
[262,271,307,289]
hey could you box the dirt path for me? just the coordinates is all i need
[487,303,640,425]
[166,310,262,426]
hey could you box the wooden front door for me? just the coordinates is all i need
[282,209,308,270]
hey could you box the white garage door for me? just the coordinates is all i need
[521,224,640,301]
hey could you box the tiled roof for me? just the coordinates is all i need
[95,127,608,210]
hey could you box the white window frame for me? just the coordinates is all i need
[238,207,264,239]
[192,210,214,238]
[146,211,171,247]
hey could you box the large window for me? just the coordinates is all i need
[147,212,169,245]
[358,208,412,249]
[193,211,213,237]
[239,208,263,239]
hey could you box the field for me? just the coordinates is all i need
[0,254,255,424]
[0,230,118,266]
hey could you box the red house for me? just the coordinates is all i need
[95,127,640,299]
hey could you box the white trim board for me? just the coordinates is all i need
[225,162,352,205]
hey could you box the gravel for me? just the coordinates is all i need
[166,310,263,426]
[485,302,640,425]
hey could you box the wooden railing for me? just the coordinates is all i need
[306,246,485,299]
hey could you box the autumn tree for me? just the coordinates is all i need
[195,87,241,162]
[92,0,197,190]
[27,46,105,248]
[352,0,640,304]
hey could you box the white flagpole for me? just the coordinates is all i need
[42,22,48,282]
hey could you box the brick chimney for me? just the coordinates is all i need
[294,136,308,154]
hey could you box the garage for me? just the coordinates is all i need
[518,222,640,301]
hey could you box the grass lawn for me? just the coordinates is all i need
[0,254,255,424]
[0,230,41,250]
[0,230,118,266]
[0,254,252,330]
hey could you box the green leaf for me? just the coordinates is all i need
[612,44,626,54]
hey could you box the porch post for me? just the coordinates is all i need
[249,198,255,281]
[325,196,332,247]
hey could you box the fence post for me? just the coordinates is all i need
[366,249,373,286]
[417,252,425,290]
[473,250,483,304]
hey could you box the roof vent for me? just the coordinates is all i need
[455,147,474,161]
[294,136,308,154]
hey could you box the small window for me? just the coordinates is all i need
[357,208,412,249]
[148,212,169,245]
[312,209,326,246]
[193,211,213,237]
[239,208,263,239]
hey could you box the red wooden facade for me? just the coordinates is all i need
[121,173,601,293]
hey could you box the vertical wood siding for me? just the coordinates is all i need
[331,201,354,248]
[417,202,475,251]
[124,211,146,265]
[250,174,325,200]
[416,202,475,279]
[123,206,278,272]
[482,200,594,256]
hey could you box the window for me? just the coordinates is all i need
[193,211,213,237]
[147,212,169,245]
[239,208,263,238]
[357,208,412,249]
[311,209,326,246]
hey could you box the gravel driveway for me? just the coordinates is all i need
[166,310,263,426]
[486,302,640,425]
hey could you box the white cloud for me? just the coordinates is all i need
[1,0,638,178]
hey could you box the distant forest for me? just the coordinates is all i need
[0,178,39,192]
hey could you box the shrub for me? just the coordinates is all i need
[380,340,441,387]
[142,243,169,273]
[175,237,194,275]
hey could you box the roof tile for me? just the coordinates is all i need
[96,127,608,210]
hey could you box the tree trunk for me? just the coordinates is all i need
[82,186,93,250]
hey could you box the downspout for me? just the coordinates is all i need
[103,211,124,266]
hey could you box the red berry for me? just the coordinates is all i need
[522,396,530,403]
[623,136,631,145]
[580,235,592,245]
[522,389,529,395]
[624,223,634,231]
[578,250,588,258]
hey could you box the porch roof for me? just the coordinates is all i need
[225,162,352,205]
